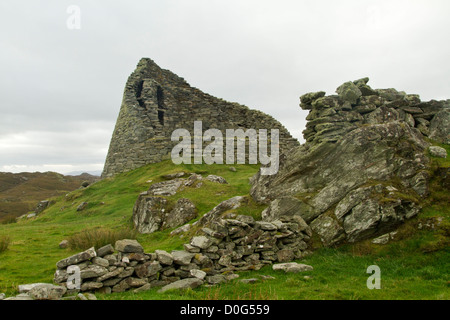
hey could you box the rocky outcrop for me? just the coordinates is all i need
[102,58,299,178]
[251,78,449,246]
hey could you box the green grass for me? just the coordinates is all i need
[0,158,448,300]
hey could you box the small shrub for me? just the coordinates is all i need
[67,227,137,251]
[0,235,11,253]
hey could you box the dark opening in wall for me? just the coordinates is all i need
[157,87,164,109]
[157,86,165,125]
[136,80,145,108]
[158,110,164,125]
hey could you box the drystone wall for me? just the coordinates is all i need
[54,213,312,294]
[102,58,299,177]
[300,78,449,145]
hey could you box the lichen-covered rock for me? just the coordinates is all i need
[56,247,96,269]
[336,81,362,104]
[272,263,313,273]
[28,284,67,300]
[250,78,447,247]
[115,239,144,253]
[133,194,197,234]
[429,109,450,144]
[429,146,447,158]
[158,278,203,293]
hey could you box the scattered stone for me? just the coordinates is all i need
[206,175,228,184]
[76,202,88,212]
[59,240,69,249]
[273,263,313,273]
[28,284,67,300]
[163,172,186,179]
[240,278,259,284]
[158,278,203,293]
[148,179,184,196]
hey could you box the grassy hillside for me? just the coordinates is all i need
[0,171,99,222]
[0,153,448,300]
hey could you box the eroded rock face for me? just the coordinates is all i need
[251,78,447,246]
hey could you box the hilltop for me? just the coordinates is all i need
[0,171,99,223]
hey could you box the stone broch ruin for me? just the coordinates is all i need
[102,58,299,178]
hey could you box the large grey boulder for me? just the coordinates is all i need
[162,198,197,230]
[133,195,197,234]
[132,195,168,234]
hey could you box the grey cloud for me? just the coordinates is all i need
[0,0,449,173]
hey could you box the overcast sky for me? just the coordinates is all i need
[1,0,449,174]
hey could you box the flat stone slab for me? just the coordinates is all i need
[158,278,203,293]
[272,262,313,273]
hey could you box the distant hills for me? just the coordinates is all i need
[0,171,100,222]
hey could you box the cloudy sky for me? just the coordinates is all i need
[1,0,449,174]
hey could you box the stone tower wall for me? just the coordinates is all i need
[102,58,299,177]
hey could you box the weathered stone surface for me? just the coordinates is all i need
[171,250,195,265]
[132,195,169,234]
[56,247,96,269]
[273,263,313,273]
[115,239,144,253]
[310,215,345,246]
[162,198,197,230]
[81,281,103,292]
[96,244,115,257]
[190,269,207,280]
[148,179,184,196]
[155,250,173,265]
[28,284,67,300]
[206,175,228,184]
[250,78,446,247]
[80,265,108,279]
[336,81,362,104]
[59,240,69,249]
[197,196,245,226]
[429,109,450,144]
[190,236,213,250]
[102,58,299,178]
[133,195,197,234]
[429,146,447,158]
[76,202,88,212]
[158,278,204,293]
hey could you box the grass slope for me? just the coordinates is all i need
[0,152,448,300]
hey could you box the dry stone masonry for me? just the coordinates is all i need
[102,58,299,178]
[52,211,312,295]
